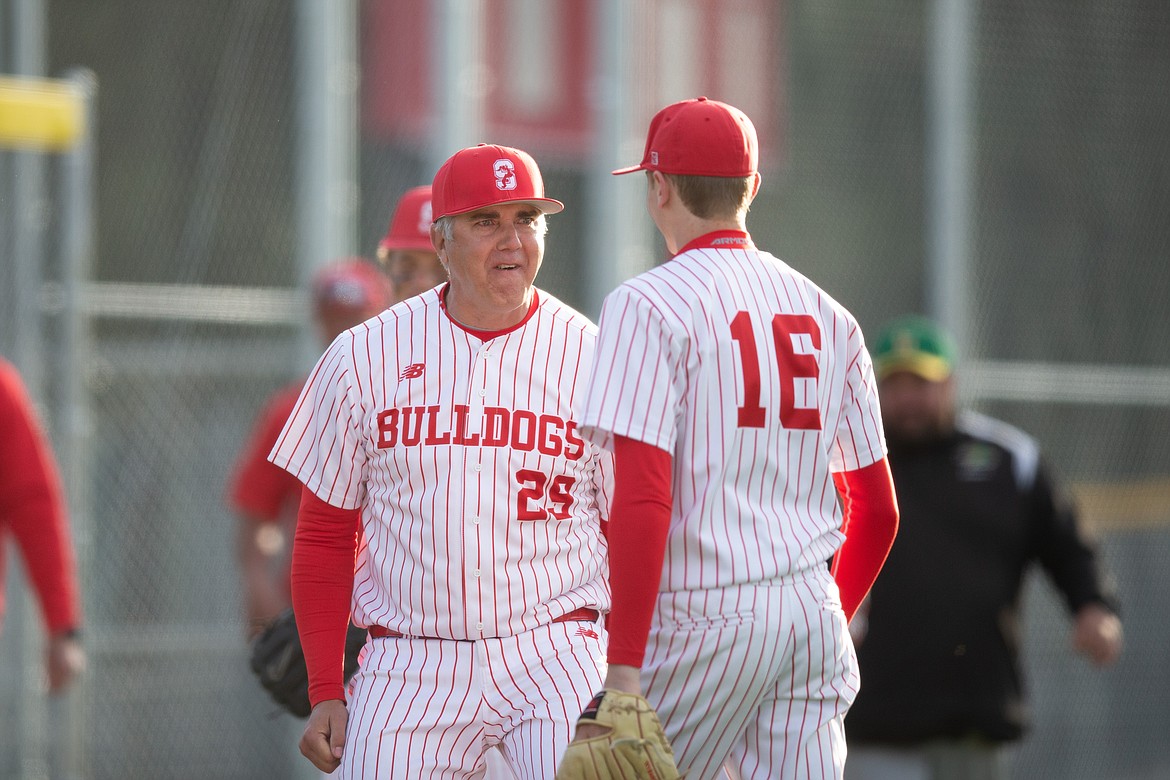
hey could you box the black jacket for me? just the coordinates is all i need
[845,411,1117,745]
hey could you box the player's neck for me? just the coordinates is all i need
[442,285,537,334]
[662,213,748,256]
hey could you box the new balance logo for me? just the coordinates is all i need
[399,363,425,380]
[575,626,599,640]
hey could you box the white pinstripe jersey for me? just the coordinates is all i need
[580,233,886,592]
[271,286,612,639]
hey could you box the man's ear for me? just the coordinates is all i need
[750,171,762,200]
[649,170,671,209]
[429,224,448,269]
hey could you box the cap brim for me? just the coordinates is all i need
[611,163,648,176]
[875,354,952,382]
[440,197,565,218]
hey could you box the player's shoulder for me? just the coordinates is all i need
[0,356,30,409]
[385,285,443,320]
[334,287,442,346]
[956,410,1041,488]
[535,289,598,336]
[640,245,861,328]
[750,247,858,316]
[0,356,18,387]
[957,410,1037,450]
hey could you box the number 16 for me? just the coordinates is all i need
[729,312,823,430]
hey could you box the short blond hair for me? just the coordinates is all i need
[663,173,754,220]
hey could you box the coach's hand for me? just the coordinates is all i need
[301,699,348,773]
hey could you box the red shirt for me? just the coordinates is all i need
[228,382,304,521]
[226,382,305,594]
[0,359,81,634]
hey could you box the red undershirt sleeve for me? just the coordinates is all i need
[606,435,673,668]
[291,486,360,706]
[830,458,900,622]
[0,371,81,635]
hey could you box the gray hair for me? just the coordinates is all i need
[433,215,456,244]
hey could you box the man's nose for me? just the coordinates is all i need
[497,222,523,249]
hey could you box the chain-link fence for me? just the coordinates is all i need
[1,1,1167,778]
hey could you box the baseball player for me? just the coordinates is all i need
[270,143,613,778]
[566,98,900,779]
[0,357,85,692]
[376,184,449,301]
[229,259,394,638]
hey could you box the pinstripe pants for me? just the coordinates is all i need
[338,621,606,779]
[644,568,859,780]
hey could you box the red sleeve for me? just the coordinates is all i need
[830,458,899,622]
[0,362,81,634]
[291,486,360,706]
[227,385,304,521]
[606,435,673,667]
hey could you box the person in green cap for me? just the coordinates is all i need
[843,315,1124,780]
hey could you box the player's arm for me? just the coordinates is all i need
[600,434,673,692]
[228,393,302,636]
[291,486,360,704]
[291,485,359,771]
[235,512,288,637]
[830,458,899,622]
[0,366,85,692]
[1028,463,1122,666]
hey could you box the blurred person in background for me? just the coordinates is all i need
[228,258,394,638]
[375,184,447,302]
[0,357,85,692]
[844,315,1124,780]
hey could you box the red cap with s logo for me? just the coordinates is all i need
[431,144,565,220]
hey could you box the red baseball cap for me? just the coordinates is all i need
[431,144,564,220]
[613,97,759,178]
[311,258,394,315]
[377,186,435,257]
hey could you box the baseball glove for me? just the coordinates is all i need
[556,690,681,780]
[248,608,367,718]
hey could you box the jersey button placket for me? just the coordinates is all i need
[465,344,493,639]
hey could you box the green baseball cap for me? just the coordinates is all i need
[871,315,955,381]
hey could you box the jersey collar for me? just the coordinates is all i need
[439,283,541,340]
[676,229,754,256]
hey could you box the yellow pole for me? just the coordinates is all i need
[0,75,85,151]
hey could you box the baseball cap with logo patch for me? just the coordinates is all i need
[431,144,564,220]
[613,96,759,178]
[377,186,435,257]
[311,258,394,317]
[871,315,956,382]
